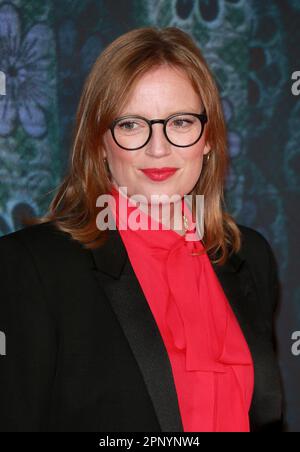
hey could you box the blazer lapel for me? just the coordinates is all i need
[90,228,184,432]
[90,228,260,431]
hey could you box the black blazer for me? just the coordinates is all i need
[0,221,283,432]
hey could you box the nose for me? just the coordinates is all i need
[144,123,172,158]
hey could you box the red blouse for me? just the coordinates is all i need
[108,186,254,432]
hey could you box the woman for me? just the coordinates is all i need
[0,26,283,432]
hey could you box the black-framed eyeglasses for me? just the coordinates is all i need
[109,111,208,150]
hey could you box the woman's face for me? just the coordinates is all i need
[102,65,210,202]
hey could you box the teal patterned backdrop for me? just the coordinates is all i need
[0,0,299,431]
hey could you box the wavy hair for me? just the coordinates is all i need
[31,26,241,265]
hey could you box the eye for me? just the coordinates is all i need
[169,116,196,128]
[117,120,138,130]
[173,119,188,127]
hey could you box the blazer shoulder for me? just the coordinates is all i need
[237,223,271,246]
[0,220,72,246]
[0,221,89,267]
[236,223,279,311]
[236,223,275,262]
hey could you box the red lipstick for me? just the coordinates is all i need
[140,167,179,181]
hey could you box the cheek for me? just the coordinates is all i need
[183,145,205,174]
[104,133,130,169]
[178,145,205,192]
[184,160,203,186]
[107,145,138,183]
[110,149,132,169]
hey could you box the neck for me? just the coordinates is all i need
[112,184,186,235]
[137,200,186,235]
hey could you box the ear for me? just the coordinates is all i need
[203,142,211,155]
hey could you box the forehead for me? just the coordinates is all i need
[119,65,201,116]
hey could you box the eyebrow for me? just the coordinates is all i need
[119,109,202,117]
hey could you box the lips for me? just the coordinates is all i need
[140,167,179,181]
